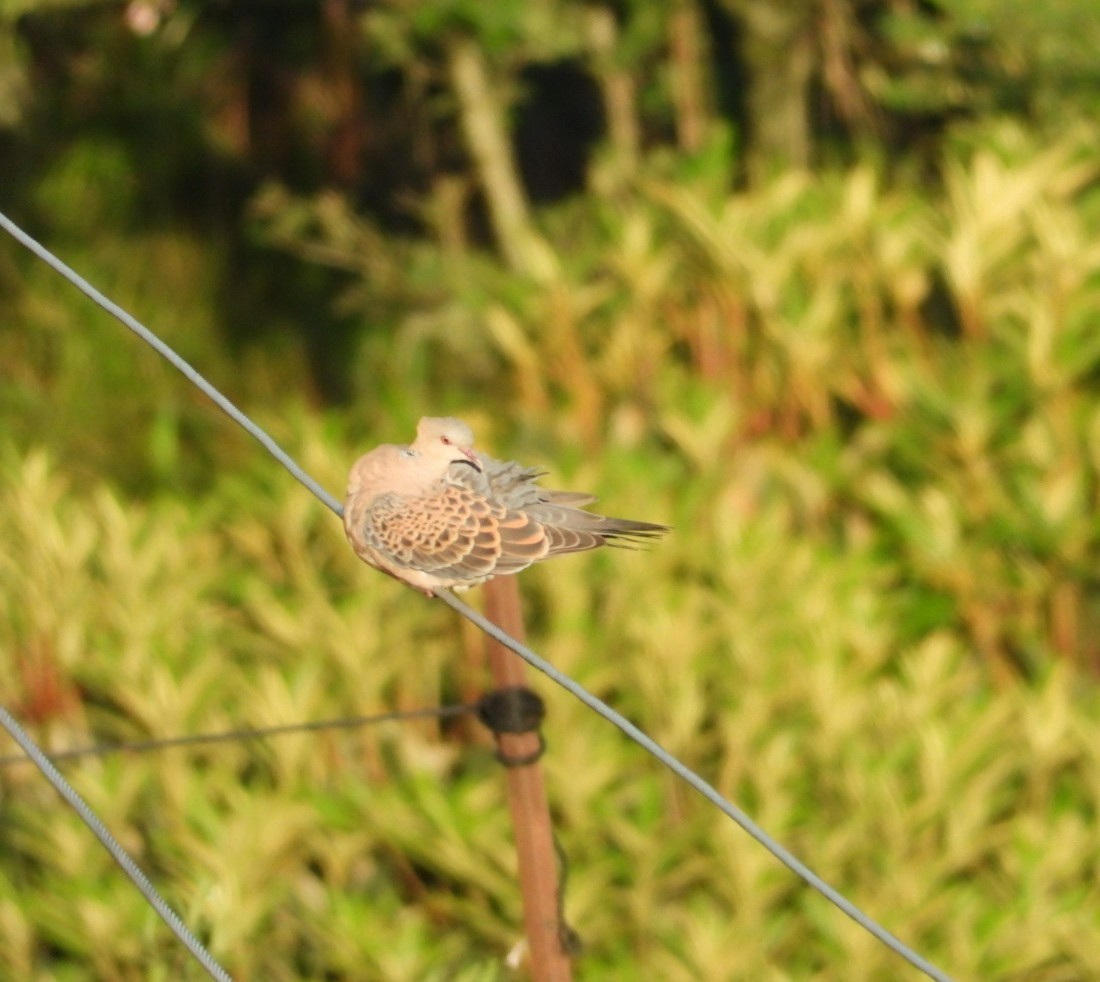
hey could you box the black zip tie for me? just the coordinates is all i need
[553,834,583,957]
[477,687,546,733]
[476,687,547,766]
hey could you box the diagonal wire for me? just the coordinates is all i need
[438,590,952,979]
[0,707,232,982]
[0,704,478,769]
[0,211,954,982]
[0,214,341,515]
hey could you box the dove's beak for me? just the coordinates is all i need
[455,447,482,472]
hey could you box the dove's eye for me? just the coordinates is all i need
[441,436,452,446]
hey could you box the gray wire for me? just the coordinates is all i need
[0,210,954,981]
[436,590,954,981]
[0,213,342,515]
[0,707,233,982]
[0,703,478,768]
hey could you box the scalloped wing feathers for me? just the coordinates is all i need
[343,420,668,594]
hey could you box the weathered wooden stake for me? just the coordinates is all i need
[483,575,573,982]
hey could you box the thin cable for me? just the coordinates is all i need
[1,211,954,982]
[0,213,341,515]
[0,704,478,768]
[437,590,953,981]
[0,707,233,982]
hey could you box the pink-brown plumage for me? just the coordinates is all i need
[343,417,668,594]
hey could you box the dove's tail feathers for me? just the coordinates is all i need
[597,518,671,550]
[542,526,606,555]
[531,506,669,557]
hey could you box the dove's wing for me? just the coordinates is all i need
[359,485,551,585]
[451,456,668,558]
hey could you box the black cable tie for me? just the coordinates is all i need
[558,921,584,957]
[554,834,583,956]
[476,687,546,735]
[476,688,547,766]
[493,733,546,768]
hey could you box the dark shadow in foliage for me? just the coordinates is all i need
[700,0,749,167]
[514,61,606,204]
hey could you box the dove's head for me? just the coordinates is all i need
[346,442,449,501]
[412,417,481,472]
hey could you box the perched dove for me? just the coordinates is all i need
[343,417,669,595]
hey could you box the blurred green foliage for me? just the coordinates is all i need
[3,0,1100,978]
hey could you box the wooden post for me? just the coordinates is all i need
[482,576,573,982]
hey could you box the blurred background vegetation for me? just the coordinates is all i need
[3,0,1100,978]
